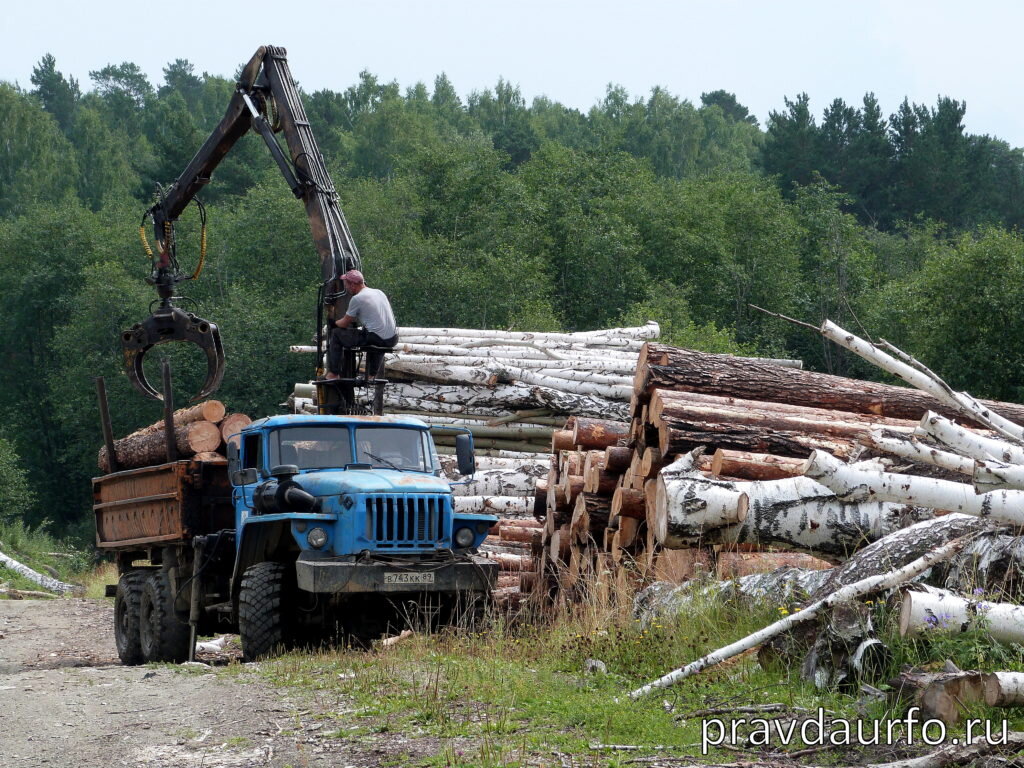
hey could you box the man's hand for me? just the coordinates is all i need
[335,315,355,329]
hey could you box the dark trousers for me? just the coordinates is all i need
[328,327,398,376]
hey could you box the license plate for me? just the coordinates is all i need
[383,572,435,585]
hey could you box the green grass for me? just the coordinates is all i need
[234,591,864,767]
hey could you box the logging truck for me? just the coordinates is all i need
[96,414,497,663]
[95,46,499,664]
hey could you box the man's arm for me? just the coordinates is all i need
[335,313,355,329]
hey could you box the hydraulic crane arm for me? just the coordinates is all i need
[124,45,360,401]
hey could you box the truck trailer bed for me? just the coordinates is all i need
[93,459,234,549]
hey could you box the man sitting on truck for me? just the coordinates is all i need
[325,269,399,380]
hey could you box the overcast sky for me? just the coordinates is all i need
[5,0,1022,148]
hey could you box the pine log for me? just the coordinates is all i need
[128,400,226,438]
[634,342,1024,426]
[658,420,857,459]
[629,533,974,698]
[583,466,618,495]
[888,669,987,725]
[99,421,222,472]
[604,446,633,473]
[570,493,612,542]
[651,389,917,435]
[572,417,630,449]
[500,526,543,546]
[716,552,833,579]
[611,485,646,520]
[557,474,585,507]
[480,552,533,571]
[711,449,805,481]
[220,413,252,446]
[558,450,585,476]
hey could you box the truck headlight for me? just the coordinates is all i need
[307,527,328,549]
[454,527,475,548]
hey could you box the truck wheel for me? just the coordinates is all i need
[238,561,292,661]
[114,571,148,665]
[139,569,192,663]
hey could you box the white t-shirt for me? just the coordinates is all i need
[345,287,397,339]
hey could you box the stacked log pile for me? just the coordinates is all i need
[288,323,665,453]
[97,400,251,472]
[626,321,1024,719]
[536,334,1024,604]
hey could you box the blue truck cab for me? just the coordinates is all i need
[224,414,498,655]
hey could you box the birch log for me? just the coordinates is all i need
[804,450,1024,526]
[0,549,79,594]
[916,411,1024,464]
[703,477,933,561]
[654,454,748,547]
[861,431,975,476]
[899,588,1024,645]
[452,496,534,515]
[984,672,1024,706]
[629,534,973,698]
[973,460,1024,493]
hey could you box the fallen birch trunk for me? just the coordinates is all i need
[804,450,1024,526]
[972,460,1024,493]
[0,549,79,595]
[628,534,973,698]
[899,587,1024,645]
[861,431,974,476]
[916,411,1024,464]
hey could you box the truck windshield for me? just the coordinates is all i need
[267,426,353,470]
[355,427,430,472]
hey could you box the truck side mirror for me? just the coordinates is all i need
[226,441,239,474]
[455,433,475,476]
[232,467,259,486]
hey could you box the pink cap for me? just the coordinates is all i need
[341,269,364,284]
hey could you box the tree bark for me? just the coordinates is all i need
[984,671,1024,706]
[861,431,974,476]
[634,343,1024,426]
[916,411,1024,464]
[710,449,805,481]
[451,496,534,515]
[219,413,252,445]
[658,419,858,459]
[572,417,630,449]
[655,455,748,547]
[99,420,222,471]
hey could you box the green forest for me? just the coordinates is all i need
[2,54,1024,541]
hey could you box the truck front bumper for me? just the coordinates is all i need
[295,552,498,594]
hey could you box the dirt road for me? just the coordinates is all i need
[0,598,383,768]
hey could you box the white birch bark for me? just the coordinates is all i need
[436,447,550,460]
[396,334,645,350]
[628,534,973,698]
[391,354,637,373]
[899,588,1024,645]
[0,549,79,595]
[451,496,534,515]
[396,323,660,341]
[449,468,539,496]
[803,450,1024,526]
[973,460,1024,493]
[820,320,1024,441]
[862,430,975,476]
[395,342,640,361]
[386,360,633,400]
[916,411,1024,464]
[984,672,1024,706]
[654,452,747,546]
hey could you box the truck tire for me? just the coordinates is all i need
[139,569,192,663]
[114,571,148,665]
[238,561,292,661]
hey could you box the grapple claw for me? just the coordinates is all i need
[121,306,226,401]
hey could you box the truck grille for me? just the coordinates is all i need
[366,494,448,548]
